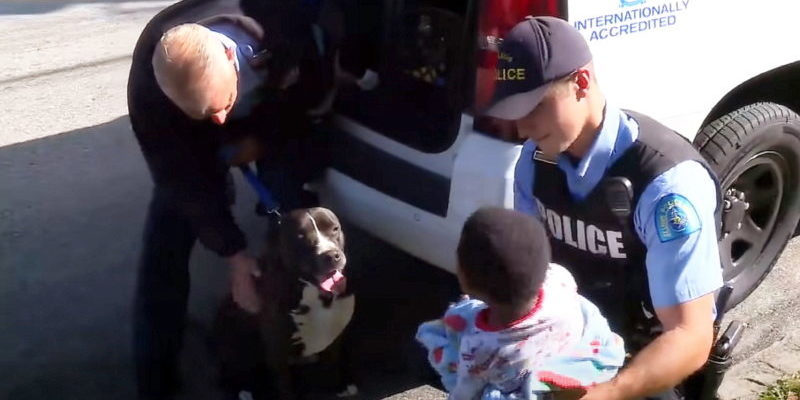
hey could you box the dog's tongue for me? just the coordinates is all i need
[320,270,345,294]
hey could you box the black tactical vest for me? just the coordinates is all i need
[532,111,719,350]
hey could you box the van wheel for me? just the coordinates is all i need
[694,102,800,310]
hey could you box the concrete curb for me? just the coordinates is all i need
[719,330,800,400]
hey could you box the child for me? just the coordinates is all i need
[417,207,626,400]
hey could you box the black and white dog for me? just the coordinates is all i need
[213,207,357,400]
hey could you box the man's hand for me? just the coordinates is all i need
[580,293,716,399]
[227,252,262,313]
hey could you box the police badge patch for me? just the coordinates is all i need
[654,194,700,242]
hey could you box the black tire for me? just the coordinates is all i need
[694,102,800,310]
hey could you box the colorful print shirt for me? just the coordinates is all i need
[416,264,626,400]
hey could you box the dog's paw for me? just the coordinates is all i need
[336,384,359,398]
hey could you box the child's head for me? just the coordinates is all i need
[456,207,550,307]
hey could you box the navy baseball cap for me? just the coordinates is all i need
[485,16,592,120]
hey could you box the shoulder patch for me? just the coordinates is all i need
[654,194,701,242]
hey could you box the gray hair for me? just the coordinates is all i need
[152,23,227,119]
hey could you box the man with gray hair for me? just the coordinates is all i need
[152,23,246,124]
[127,0,340,398]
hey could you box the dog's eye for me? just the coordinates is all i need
[332,225,340,233]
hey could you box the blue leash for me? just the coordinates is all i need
[238,164,281,215]
[220,145,281,216]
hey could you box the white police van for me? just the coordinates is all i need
[317,0,800,308]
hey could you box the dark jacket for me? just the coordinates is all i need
[127,0,332,257]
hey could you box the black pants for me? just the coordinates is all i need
[133,192,195,399]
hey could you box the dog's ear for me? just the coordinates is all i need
[276,211,314,269]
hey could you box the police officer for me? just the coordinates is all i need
[483,17,723,400]
[127,0,334,398]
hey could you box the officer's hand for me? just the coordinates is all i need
[227,252,262,313]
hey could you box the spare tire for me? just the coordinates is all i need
[694,102,800,310]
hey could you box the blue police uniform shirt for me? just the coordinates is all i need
[514,104,723,309]
[208,23,268,120]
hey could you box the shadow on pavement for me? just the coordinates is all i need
[0,116,459,400]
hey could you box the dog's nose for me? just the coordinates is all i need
[323,250,343,265]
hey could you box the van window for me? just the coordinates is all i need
[335,0,473,153]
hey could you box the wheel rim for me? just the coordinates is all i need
[719,151,786,281]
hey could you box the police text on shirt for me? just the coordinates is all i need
[535,199,627,259]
